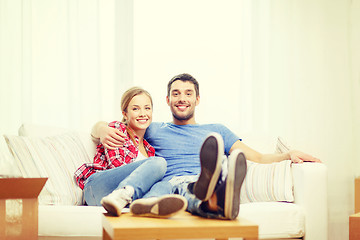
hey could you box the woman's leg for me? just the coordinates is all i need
[142,180,173,198]
[116,157,167,200]
[84,156,166,206]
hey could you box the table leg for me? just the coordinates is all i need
[22,199,39,240]
[103,228,111,240]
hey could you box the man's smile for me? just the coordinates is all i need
[175,104,189,111]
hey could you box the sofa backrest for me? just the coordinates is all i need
[18,123,97,160]
[1,123,298,206]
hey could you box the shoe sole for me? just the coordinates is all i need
[129,194,187,218]
[101,198,121,216]
[194,133,224,201]
[224,150,247,220]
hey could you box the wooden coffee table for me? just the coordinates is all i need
[102,211,258,240]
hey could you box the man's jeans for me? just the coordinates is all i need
[149,175,224,219]
[83,157,168,206]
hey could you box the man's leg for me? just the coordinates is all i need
[127,132,224,219]
[213,149,247,219]
[192,149,247,219]
[128,134,247,219]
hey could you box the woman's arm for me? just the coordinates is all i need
[230,140,321,164]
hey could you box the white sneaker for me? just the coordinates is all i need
[130,194,187,218]
[101,186,134,216]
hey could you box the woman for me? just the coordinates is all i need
[74,87,171,216]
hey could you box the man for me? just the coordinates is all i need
[92,73,321,219]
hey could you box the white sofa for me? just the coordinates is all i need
[0,124,328,240]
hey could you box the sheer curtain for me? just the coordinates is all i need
[240,1,357,239]
[0,0,134,134]
[351,1,360,176]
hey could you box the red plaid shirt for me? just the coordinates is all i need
[74,121,155,189]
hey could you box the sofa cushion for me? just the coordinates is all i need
[239,136,294,203]
[37,203,304,239]
[275,136,291,153]
[4,132,91,205]
[240,160,294,203]
[38,205,106,237]
[238,202,304,239]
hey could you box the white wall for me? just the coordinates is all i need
[1,0,360,239]
[133,0,243,132]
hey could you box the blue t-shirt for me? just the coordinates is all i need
[144,122,240,180]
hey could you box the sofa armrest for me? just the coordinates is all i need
[292,162,328,240]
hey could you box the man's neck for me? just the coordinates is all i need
[172,118,196,125]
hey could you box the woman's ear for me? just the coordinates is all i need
[122,111,128,121]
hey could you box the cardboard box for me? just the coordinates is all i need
[356,178,360,213]
[0,178,47,240]
[350,212,360,240]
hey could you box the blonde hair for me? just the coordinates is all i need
[121,87,153,145]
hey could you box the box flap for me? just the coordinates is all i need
[0,178,47,199]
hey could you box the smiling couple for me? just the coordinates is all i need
[74,73,321,220]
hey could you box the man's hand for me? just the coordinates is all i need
[230,140,322,164]
[100,126,127,150]
[289,150,322,163]
[91,121,127,150]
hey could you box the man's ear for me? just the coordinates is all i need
[195,95,200,106]
[166,96,170,106]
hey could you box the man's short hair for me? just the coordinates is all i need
[167,73,200,97]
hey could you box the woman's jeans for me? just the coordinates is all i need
[83,157,169,206]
